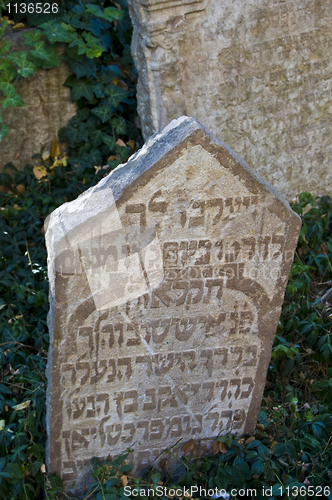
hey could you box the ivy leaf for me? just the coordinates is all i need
[105,84,128,108]
[70,0,85,14]
[5,461,21,479]
[40,21,74,43]
[93,83,105,98]
[115,142,130,161]
[0,39,11,56]
[69,18,86,30]
[101,133,115,150]
[85,4,124,22]
[0,62,17,83]
[91,105,112,122]
[63,46,84,63]
[0,83,25,108]
[111,116,126,135]
[101,64,122,83]
[20,30,43,47]
[29,41,50,61]
[86,45,105,59]
[69,37,88,56]
[66,58,96,78]
[99,32,112,51]
[64,124,89,144]
[66,78,95,101]
[81,149,102,166]
[6,52,36,78]
[89,129,105,147]
[251,458,263,476]
[86,18,104,36]
[104,7,124,21]
[32,45,60,69]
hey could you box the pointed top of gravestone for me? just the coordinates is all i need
[100,116,291,209]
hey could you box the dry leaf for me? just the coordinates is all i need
[108,155,117,162]
[212,439,220,455]
[13,204,22,210]
[115,139,127,147]
[13,22,25,29]
[94,166,102,174]
[33,166,48,180]
[16,184,26,194]
[219,442,227,454]
[13,400,31,411]
[212,440,227,455]
[127,140,135,149]
[245,436,255,446]
[183,439,195,455]
[157,481,163,485]
[111,77,118,85]
[4,405,8,412]
[120,475,128,487]
[40,464,46,473]
[50,138,61,158]
[328,314,332,322]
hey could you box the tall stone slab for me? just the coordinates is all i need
[127,0,332,199]
[45,116,301,493]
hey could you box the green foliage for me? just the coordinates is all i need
[0,10,61,139]
[268,193,332,407]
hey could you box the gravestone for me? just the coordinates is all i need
[127,0,332,200]
[45,116,301,493]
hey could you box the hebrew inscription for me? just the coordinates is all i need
[45,117,301,493]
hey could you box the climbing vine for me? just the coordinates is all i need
[0,0,141,172]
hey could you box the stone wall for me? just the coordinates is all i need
[0,28,76,171]
[127,0,332,199]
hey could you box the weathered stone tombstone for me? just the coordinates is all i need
[45,116,301,493]
[127,0,332,200]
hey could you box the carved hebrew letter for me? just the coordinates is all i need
[187,279,204,304]
[136,355,153,376]
[154,353,174,375]
[125,203,146,227]
[76,361,90,385]
[143,388,156,411]
[150,419,164,440]
[174,317,196,341]
[203,279,223,303]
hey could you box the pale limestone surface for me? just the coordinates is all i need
[127,0,332,199]
[0,29,76,170]
[45,117,301,493]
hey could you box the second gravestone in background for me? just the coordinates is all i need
[45,116,301,493]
